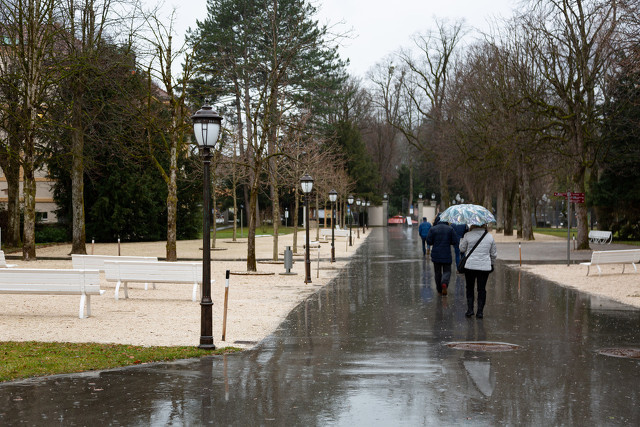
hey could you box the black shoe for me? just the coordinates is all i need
[442,284,448,295]
[476,312,483,319]
[465,310,474,317]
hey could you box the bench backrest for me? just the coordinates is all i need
[589,230,612,238]
[72,254,158,271]
[104,261,202,283]
[0,269,101,294]
[591,249,640,263]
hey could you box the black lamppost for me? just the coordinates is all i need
[366,200,370,230]
[356,198,361,238]
[329,189,337,262]
[301,174,313,283]
[191,102,223,350]
[347,195,354,246]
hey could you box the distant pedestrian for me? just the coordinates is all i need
[418,217,432,256]
[459,224,497,318]
[452,223,468,270]
[426,215,459,295]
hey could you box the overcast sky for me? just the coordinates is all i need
[154,0,518,78]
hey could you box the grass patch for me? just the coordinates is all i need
[0,341,242,382]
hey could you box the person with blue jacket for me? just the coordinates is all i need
[452,223,468,270]
[418,217,432,256]
[426,215,459,295]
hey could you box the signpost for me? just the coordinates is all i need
[553,191,585,265]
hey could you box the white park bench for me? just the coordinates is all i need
[104,260,209,301]
[580,249,640,276]
[0,250,17,268]
[72,254,158,271]
[72,254,158,290]
[588,230,613,244]
[0,269,103,318]
[319,226,351,241]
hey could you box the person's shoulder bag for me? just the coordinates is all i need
[457,230,488,274]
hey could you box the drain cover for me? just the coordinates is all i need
[446,341,520,352]
[597,348,640,359]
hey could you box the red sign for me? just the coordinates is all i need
[553,192,585,203]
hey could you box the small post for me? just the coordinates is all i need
[118,236,121,256]
[519,242,521,267]
[317,246,320,278]
[567,191,571,266]
[91,238,95,255]
[222,270,230,341]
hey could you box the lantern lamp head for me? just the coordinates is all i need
[300,174,314,194]
[329,189,338,203]
[347,195,354,205]
[191,103,223,148]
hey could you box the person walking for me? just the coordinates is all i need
[426,215,459,295]
[418,217,432,256]
[459,224,497,318]
[452,223,468,270]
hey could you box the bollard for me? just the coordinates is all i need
[118,236,121,256]
[222,270,230,341]
[280,246,297,275]
[91,238,95,255]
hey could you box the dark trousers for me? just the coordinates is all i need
[421,237,428,255]
[433,262,451,292]
[464,269,490,313]
[454,245,461,267]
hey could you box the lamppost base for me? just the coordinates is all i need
[198,339,216,350]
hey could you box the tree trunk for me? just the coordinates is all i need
[293,188,299,253]
[246,173,260,272]
[70,102,87,255]
[22,138,36,260]
[504,179,516,236]
[165,136,178,261]
[518,156,534,240]
[3,147,21,247]
[496,178,505,232]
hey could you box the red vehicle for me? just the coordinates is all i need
[388,215,406,225]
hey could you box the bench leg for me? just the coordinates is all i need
[192,283,198,302]
[115,280,121,300]
[633,263,638,273]
[586,265,590,276]
[79,294,88,318]
[124,282,129,299]
[597,265,602,276]
[86,295,91,318]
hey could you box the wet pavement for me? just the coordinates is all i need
[1,227,638,425]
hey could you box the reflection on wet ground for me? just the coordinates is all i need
[1,227,638,425]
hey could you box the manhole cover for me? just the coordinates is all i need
[446,341,520,352]
[597,348,640,359]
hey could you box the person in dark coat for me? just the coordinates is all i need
[418,217,432,256]
[426,215,459,295]
[452,223,468,269]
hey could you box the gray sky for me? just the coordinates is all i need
[154,0,517,78]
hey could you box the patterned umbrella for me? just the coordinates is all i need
[439,204,496,226]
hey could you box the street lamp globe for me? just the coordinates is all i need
[191,103,223,148]
[419,193,423,200]
[300,174,314,194]
[356,198,361,206]
[329,189,338,203]
[431,193,436,200]
[348,195,354,205]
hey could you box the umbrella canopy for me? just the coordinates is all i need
[439,204,496,226]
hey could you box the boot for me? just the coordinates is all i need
[465,297,474,317]
[476,294,486,318]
